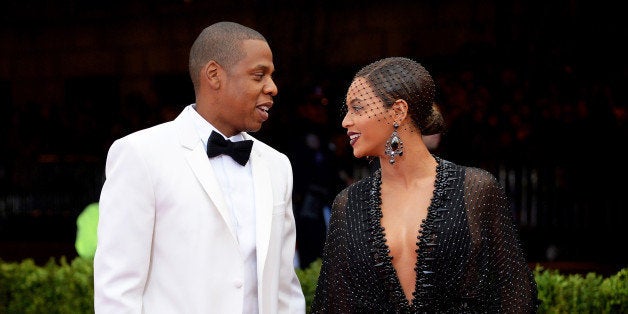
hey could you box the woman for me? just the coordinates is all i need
[311,57,538,313]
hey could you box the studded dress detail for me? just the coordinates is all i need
[311,157,539,313]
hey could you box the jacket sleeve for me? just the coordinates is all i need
[464,167,539,313]
[311,188,352,313]
[277,156,306,313]
[94,137,155,313]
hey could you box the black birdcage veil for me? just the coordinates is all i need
[341,57,438,134]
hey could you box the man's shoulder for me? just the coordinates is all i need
[112,120,177,149]
[246,134,286,157]
[117,105,189,143]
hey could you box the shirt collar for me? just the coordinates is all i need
[189,104,245,149]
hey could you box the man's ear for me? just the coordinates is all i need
[391,99,408,123]
[204,61,220,89]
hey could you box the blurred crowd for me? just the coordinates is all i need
[1,46,627,266]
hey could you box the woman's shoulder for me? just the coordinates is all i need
[332,173,374,206]
[439,157,499,187]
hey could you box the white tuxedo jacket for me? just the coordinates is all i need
[94,105,305,313]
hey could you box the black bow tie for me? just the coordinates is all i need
[206,131,253,166]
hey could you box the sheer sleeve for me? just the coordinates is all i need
[311,187,352,313]
[463,167,539,313]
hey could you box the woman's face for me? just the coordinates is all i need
[342,77,395,159]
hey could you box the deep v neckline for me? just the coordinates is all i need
[368,156,446,312]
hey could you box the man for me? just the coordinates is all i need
[94,21,305,313]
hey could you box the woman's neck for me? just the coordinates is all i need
[379,139,437,189]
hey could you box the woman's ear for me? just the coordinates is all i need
[391,99,409,123]
[203,61,220,89]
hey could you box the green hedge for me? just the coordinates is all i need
[534,265,628,313]
[1,257,626,313]
[0,257,93,314]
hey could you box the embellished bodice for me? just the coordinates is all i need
[311,157,539,313]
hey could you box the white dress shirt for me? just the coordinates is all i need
[190,104,259,313]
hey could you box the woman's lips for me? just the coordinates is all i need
[348,133,360,146]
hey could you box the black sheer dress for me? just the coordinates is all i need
[311,157,539,313]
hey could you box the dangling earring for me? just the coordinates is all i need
[384,122,403,164]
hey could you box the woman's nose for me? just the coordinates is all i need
[341,112,352,128]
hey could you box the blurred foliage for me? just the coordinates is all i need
[295,258,322,312]
[534,265,627,313]
[1,257,626,313]
[0,257,93,314]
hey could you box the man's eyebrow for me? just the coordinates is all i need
[253,64,273,72]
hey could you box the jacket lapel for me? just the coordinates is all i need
[175,107,237,241]
[246,134,273,277]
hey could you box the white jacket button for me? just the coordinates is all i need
[234,280,243,288]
